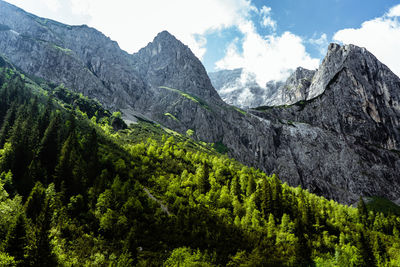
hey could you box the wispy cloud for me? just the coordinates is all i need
[259,5,276,30]
[309,33,329,56]
[216,10,320,85]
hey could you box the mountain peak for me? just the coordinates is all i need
[142,30,187,56]
[307,42,374,99]
[132,32,223,102]
[327,42,341,52]
[327,42,370,54]
[154,30,176,41]
[325,43,379,65]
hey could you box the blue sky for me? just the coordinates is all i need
[4,0,400,85]
[203,0,400,71]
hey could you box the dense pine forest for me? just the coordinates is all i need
[0,59,400,266]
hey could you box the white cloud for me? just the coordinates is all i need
[309,33,328,56]
[41,0,60,12]
[387,4,400,17]
[260,6,272,16]
[262,16,277,30]
[3,0,91,29]
[259,5,276,30]
[216,19,320,85]
[4,0,254,60]
[333,6,400,77]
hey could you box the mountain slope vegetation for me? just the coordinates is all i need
[0,60,399,266]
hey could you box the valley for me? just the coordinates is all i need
[0,0,399,265]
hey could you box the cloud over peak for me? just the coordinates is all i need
[216,16,320,86]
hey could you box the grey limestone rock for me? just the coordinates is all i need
[251,43,400,203]
[132,31,223,104]
[252,43,400,151]
[265,67,316,106]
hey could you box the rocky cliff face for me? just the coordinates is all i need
[0,10,147,110]
[252,43,400,151]
[251,43,400,203]
[0,1,399,205]
[265,67,316,106]
[133,31,222,103]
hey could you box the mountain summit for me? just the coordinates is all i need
[133,30,222,102]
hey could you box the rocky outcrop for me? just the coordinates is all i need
[265,67,316,106]
[252,43,400,151]
[209,67,316,108]
[133,31,222,103]
[0,1,399,205]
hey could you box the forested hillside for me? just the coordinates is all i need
[0,61,400,266]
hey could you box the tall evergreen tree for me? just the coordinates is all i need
[34,114,61,182]
[355,230,376,267]
[357,196,368,225]
[24,182,46,224]
[5,213,28,264]
[260,179,272,218]
[0,103,17,147]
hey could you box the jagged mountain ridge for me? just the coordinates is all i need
[252,43,400,151]
[0,0,399,204]
[208,68,284,108]
[209,67,316,108]
[265,67,316,106]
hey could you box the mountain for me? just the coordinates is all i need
[208,67,315,108]
[208,68,283,108]
[254,43,400,150]
[264,67,316,106]
[1,2,400,265]
[252,43,400,202]
[1,0,400,206]
[0,57,399,266]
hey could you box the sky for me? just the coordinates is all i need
[3,0,400,86]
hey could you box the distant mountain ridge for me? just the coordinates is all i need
[209,67,318,108]
[1,0,400,205]
[208,68,284,108]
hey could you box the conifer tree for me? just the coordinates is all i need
[0,103,17,147]
[355,230,375,267]
[24,182,46,223]
[357,196,368,225]
[260,179,272,218]
[5,213,28,264]
[246,176,256,196]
